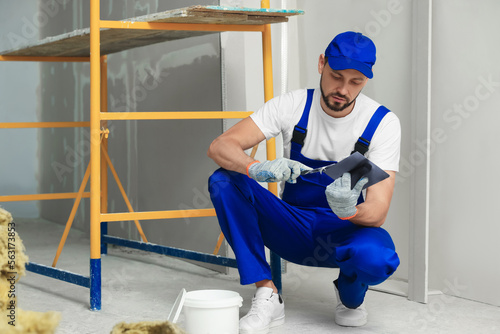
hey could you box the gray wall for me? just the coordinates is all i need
[1,0,226,269]
[0,1,40,218]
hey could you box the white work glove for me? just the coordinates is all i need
[325,172,368,220]
[247,158,312,183]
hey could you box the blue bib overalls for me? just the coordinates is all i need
[209,89,400,309]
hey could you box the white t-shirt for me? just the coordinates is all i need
[250,88,401,172]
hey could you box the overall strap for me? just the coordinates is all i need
[291,89,315,152]
[352,105,391,155]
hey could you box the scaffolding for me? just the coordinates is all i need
[0,2,303,310]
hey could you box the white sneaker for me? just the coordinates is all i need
[240,287,285,334]
[334,282,368,327]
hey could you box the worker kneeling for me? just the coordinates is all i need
[207,31,401,333]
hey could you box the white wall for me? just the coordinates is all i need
[429,0,500,306]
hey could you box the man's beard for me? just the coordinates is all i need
[320,85,356,112]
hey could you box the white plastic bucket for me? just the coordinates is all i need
[183,289,243,334]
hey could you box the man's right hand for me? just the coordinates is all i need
[247,158,312,183]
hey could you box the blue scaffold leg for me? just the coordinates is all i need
[90,258,101,311]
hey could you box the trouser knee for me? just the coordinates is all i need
[336,240,399,285]
[208,168,242,198]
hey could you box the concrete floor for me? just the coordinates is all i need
[14,219,500,334]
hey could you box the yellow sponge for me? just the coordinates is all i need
[0,225,28,280]
[0,207,13,227]
[0,279,15,312]
[110,320,186,334]
[0,309,61,334]
[0,208,60,333]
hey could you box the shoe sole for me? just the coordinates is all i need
[270,315,285,328]
[334,316,367,327]
[240,316,285,334]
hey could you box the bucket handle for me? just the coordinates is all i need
[167,288,186,324]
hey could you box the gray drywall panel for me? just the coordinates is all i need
[0,1,40,217]
[35,0,226,271]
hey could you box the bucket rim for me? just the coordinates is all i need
[183,289,243,309]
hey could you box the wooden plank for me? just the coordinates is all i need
[0,6,303,58]
[0,27,215,58]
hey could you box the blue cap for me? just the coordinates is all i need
[325,31,376,79]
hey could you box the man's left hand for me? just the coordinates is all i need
[325,172,368,220]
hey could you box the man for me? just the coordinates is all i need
[207,31,400,333]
